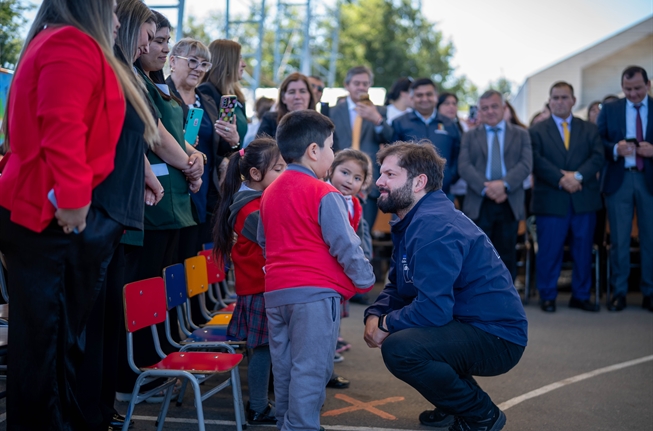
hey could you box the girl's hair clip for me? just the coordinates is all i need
[239,148,245,157]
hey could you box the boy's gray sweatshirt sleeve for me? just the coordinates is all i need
[256,215,266,258]
[318,192,375,288]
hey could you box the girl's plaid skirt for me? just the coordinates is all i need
[227,292,268,348]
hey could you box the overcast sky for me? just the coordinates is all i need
[23,0,653,90]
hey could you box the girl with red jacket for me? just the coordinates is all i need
[213,137,286,424]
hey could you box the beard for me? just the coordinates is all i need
[377,179,414,214]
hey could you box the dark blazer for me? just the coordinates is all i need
[329,101,394,153]
[256,111,279,139]
[597,96,653,195]
[318,101,330,117]
[392,111,462,194]
[530,116,605,217]
[458,122,532,221]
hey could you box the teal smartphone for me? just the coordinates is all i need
[184,107,204,145]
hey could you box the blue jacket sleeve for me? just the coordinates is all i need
[392,119,402,143]
[384,220,463,331]
[363,253,409,322]
[447,123,462,184]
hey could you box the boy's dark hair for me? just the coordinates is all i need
[213,137,281,260]
[622,65,649,84]
[330,149,373,190]
[376,141,445,193]
[276,110,334,164]
[410,78,437,92]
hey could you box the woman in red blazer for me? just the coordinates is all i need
[0,1,157,429]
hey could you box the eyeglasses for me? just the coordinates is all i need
[175,56,212,71]
[311,84,324,92]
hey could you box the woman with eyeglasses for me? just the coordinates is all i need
[165,38,236,263]
[198,39,248,150]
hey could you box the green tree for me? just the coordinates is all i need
[0,0,33,69]
[181,0,477,101]
[337,0,454,88]
[487,76,515,100]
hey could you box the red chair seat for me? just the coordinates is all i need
[221,303,236,312]
[144,351,243,374]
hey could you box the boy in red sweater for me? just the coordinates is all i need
[258,110,375,431]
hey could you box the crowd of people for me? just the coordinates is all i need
[0,0,650,430]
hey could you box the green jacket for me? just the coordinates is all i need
[140,70,196,230]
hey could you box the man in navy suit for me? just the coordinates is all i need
[597,65,653,312]
[392,78,461,196]
[530,81,604,312]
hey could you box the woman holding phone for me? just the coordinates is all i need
[167,38,235,259]
[0,0,158,428]
[198,39,248,150]
[257,72,316,139]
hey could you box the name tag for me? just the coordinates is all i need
[434,129,449,135]
[151,163,170,177]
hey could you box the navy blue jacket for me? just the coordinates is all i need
[597,96,653,195]
[392,112,461,193]
[365,190,528,347]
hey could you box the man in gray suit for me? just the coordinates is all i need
[530,81,604,313]
[458,90,532,281]
[329,66,394,229]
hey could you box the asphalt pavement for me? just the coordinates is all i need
[0,286,651,431]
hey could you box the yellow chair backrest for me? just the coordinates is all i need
[185,255,209,298]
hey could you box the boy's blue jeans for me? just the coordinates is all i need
[266,296,340,431]
[381,320,524,421]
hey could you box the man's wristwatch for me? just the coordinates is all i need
[573,171,583,183]
[378,314,389,333]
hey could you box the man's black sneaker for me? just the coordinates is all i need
[419,407,455,427]
[449,409,506,431]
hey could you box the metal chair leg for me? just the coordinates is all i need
[190,378,207,431]
[231,367,245,430]
[123,373,148,431]
[176,378,189,406]
[156,383,176,431]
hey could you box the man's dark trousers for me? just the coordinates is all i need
[381,320,524,420]
[474,199,519,281]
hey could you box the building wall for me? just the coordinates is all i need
[511,16,653,122]
[581,34,653,107]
